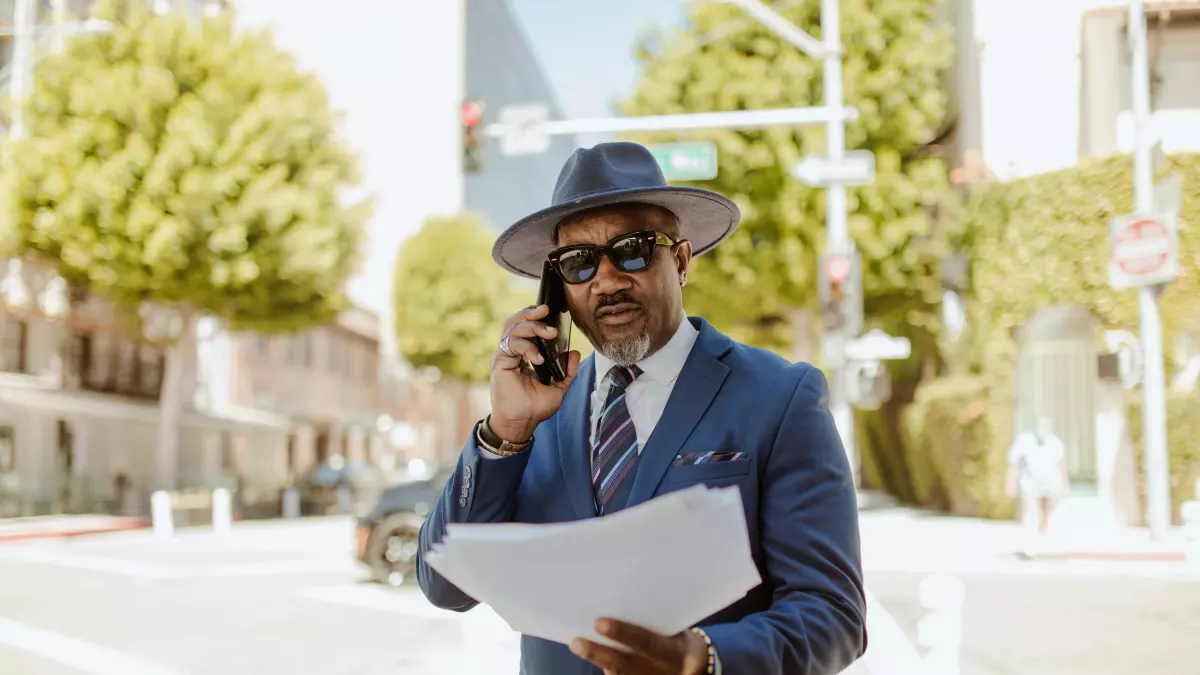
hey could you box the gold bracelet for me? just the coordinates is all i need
[689,627,717,674]
[477,416,533,456]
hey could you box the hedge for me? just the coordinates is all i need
[1127,393,1200,524]
[903,374,1014,519]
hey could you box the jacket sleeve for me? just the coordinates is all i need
[415,421,533,611]
[704,365,868,674]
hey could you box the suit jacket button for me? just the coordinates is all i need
[459,497,467,507]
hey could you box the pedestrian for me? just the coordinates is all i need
[1006,415,1070,558]
[416,142,866,674]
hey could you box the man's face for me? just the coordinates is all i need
[553,204,692,366]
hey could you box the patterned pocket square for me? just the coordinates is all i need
[672,451,746,467]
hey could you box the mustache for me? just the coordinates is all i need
[593,293,641,318]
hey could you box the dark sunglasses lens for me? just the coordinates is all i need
[556,249,597,283]
[610,235,655,272]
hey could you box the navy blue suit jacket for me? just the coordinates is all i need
[417,317,867,674]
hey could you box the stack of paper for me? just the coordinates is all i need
[424,484,762,647]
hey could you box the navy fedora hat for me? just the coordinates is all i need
[492,141,741,278]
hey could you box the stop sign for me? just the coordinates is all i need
[1112,217,1171,275]
[1108,213,1178,289]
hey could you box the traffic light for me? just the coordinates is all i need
[462,100,484,173]
[818,249,863,336]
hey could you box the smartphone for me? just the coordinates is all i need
[530,261,571,386]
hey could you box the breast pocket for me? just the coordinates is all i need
[665,458,753,484]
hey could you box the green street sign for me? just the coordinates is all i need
[646,142,718,181]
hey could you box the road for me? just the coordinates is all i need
[0,516,1197,674]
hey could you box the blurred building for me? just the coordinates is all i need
[950,0,1200,182]
[947,0,1200,527]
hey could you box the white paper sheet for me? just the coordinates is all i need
[423,485,762,647]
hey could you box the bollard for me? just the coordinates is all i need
[282,487,300,519]
[151,490,174,539]
[212,488,232,535]
[917,573,965,675]
[335,485,351,515]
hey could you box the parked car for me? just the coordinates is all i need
[297,459,384,516]
[356,470,452,586]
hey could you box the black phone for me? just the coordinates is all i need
[530,261,571,386]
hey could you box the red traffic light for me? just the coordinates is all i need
[461,101,483,127]
[825,255,851,284]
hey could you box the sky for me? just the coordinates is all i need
[507,0,685,119]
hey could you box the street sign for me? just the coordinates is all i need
[793,150,875,187]
[646,141,719,181]
[843,329,912,362]
[498,103,550,156]
[1108,212,1179,289]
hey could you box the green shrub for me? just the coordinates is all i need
[1127,393,1200,524]
[904,375,1015,519]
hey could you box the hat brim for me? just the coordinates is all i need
[491,186,741,279]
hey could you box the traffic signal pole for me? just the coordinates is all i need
[1128,0,1171,540]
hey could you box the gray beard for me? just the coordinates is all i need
[598,332,652,367]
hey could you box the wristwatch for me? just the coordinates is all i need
[477,415,534,456]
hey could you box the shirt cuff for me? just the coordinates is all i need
[477,444,506,460]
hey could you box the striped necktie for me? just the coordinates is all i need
[592,364,643,515]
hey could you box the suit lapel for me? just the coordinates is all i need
[624,318,732,510]
[558,355,597,521]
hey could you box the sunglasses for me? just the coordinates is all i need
[548,230,680,285]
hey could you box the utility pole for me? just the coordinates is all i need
[1128,0,1172,540]
[11,0,36,140]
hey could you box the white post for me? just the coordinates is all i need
[211,487,232,535]
[1181,501,1200,574]
[151,490,174,539]
[1128,0,1172,540]
[282,486,301,519]
[820,0,857,478]
[10,0,36,140]
[917,574,965,675]
[51,0,66,51]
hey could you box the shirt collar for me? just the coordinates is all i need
[594,313,697,387]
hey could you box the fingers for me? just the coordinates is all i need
[494,335,543,369]
[506,319,559,342]
[502,304,549,334]
[554,350,582,390]
[569,638,656,674]
[595,619,680,666]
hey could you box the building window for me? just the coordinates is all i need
[328,332,342,373]
[254,336,270,359]
[0,317,27,374]
[68,331,163,400]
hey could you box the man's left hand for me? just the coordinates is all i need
[569,618,710,674]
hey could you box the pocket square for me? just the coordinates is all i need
[672,451,746,467]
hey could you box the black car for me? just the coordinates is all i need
[355,470,452,586]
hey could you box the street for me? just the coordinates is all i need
[0,516,1197,674]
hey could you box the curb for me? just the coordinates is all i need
[0,519,150,544]
[1048,550,1187,563]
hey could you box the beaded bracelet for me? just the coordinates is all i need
[689,627,717,674]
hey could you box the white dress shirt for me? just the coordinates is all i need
[480,314,698,460]
[588,313,697,461]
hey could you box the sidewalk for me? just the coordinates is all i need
[859,507,1194,577]
[0,514,149,543]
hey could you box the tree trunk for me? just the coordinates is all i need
[154,316,194,491]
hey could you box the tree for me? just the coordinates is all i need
[393,213,522,384]
[0,0,370,489]
[621,0,958,352]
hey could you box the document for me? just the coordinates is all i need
[423,484,762,647]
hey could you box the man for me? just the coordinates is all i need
[417,142,866,674]
[1006,415,1070,558]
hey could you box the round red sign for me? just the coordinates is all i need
[1112,217,1171,276]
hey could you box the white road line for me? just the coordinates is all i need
[0,617,187,675]
[0,549,177,579]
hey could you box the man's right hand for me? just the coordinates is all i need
[488,304,582,444]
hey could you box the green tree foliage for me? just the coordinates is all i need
[962,153,1200,378]
[393,213,521,384]
[0,0,370,488]
[621,0,959,351]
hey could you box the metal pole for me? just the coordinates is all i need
[1129,0,1171,540]
[820,0,857,478]
[483,106,857,139]
[11,0,36,140]
[51,0,66,52]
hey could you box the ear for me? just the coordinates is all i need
[673,240,693,283]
